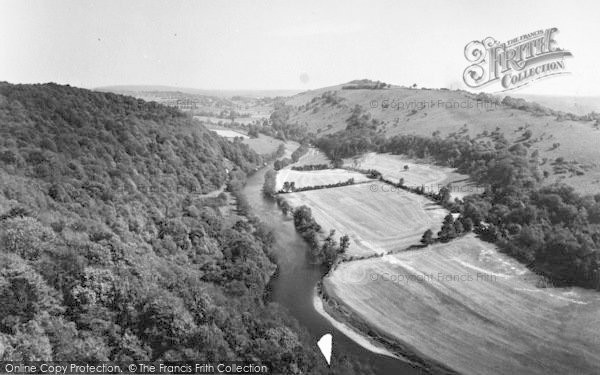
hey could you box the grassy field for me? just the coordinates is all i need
[344,152,482,200]
[283,182,447,257]
[294,147,331,167]
[241,134,292,155]
[276,147,366,190]
[209,128,250,139]
[205,124,249,138]
[275,168,368,191]
[323,235,600,375]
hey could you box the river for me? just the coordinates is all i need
[242,166,422,375]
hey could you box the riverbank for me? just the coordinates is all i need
[278,151,600,375]
[242,163,420,374]
[317,278,459,375]
[323,236,600,375]
[312,289,399,359]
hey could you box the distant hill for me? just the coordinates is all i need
[96,85,302,98]
[281,82,600,194]
[513,94,600,116]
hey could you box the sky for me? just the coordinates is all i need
[1,0,599,95]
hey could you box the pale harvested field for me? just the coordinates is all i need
[242,135,296,155]
[344,152,483,200]
[280,140,301,159]
[324,235,600,375]
[205,126,250,139]
[275,168,368,191]
[293,147,331,167]
[283,182,447,257]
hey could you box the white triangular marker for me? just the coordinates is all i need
[317,333,332,366]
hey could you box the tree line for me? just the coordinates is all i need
[316,105,600,289]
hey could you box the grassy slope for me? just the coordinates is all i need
[241,134,288,155]
[323,235,600,375]
[276,147,366,190]
[291,147,331,167]
[286,85,600,194]
[344,152,483,200]
[283,182,447,257]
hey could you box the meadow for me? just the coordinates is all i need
[323,235,600,375]
[283,182,447,257]
[275,168,368,191]
[344,152,483,200]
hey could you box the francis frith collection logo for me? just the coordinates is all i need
[463,28,572,91]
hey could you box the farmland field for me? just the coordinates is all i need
[243,134,296,155]
[275,168,368,191]
[323,235,600,375]
[283,182,447,257]
[344,152,483,200]
[294,147,331,167]
[205,125,249,139]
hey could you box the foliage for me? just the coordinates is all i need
[262,169,277,197]
[0,83,361,373]
[291,164,330,171]
[278,178,356,194]
[316,115,600,289]
[341,80,391,90]
[291,206,348,266]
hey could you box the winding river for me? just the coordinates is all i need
[242,166,420,375]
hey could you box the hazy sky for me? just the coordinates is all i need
[1,0,599,95]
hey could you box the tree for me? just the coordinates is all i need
[453,220,464,235]
[282,182,290,193]
[438,214,457,242]
[280,201,291,216]
[292,206,319,233]
[461,217,474,232]
[420,229,434,245]
[321,230,339,265]
[262,169,276,197]
[439,186,451,205]
[339,235,350,254]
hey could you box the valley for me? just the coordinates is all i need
[272,143,600,374]
[7,1,600,374]
[283,85,600,195]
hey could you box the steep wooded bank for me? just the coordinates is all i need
[0,83,372,374]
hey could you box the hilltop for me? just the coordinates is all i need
[281,81,600,194]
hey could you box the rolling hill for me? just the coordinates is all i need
[283,83,600,194]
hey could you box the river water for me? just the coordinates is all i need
[242,167,422,375]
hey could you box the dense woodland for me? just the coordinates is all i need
[0,83,375,374]
[316,105,600,289]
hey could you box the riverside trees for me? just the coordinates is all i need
[316,106,600,289]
